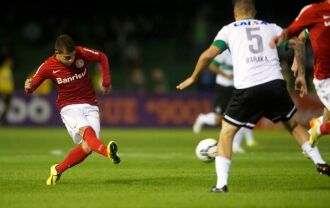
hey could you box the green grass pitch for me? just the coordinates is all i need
[0,127,329,208]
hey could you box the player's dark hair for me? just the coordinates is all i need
[55,34,76,54]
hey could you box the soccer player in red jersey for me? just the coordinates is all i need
[271,0,330,148]
[24,34,120,185]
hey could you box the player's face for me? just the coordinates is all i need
[56,50,76,66]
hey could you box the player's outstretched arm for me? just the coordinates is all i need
[176,45,221,90]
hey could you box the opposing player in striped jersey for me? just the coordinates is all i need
[177,0,329,193]
[271,0,330,148]
[193,50,256,153]
[25,34,120,185]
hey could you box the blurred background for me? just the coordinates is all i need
[0,0,322,127]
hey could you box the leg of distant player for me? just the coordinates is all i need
[214,120,239,191]
[232,128,245,153]
[193,112,222,134]
[243,128,256,147]
[282,115,329,174]
[232,127,256,153]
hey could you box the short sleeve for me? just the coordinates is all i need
[273,24,283,36]
[287,4,314,36]
[212,26,229,51]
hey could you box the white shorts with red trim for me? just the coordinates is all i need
[60,104,100,144]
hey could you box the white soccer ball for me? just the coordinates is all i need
[195,138,218,162]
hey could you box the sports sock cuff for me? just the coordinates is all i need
[301,141,312,152]
[77,145,89,155]
[216,156,231,165]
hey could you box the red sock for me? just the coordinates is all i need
[56,145,89,174]
[83,127,108,157]
[320,122,330,134]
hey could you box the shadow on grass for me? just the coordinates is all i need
[104,176,190,186]
[56,175,198,187]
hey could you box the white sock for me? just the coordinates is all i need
[215,156,231,188]
[233,128,244,149]
[199,112,217,126]
[243,128,255,143]
[301,141,326,164]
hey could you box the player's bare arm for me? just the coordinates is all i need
[176,45,221,90]
[287,37,308,97]
[287,37,306,76]
[291,30,307,75]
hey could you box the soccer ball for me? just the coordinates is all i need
[195,138,218,162]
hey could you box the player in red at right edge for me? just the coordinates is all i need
[271,0,330,150]
[25,34,120,185]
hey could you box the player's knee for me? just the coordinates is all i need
[81,141,92,154]
[79,125,91,137]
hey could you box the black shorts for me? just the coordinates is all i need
[213,84,235,114]
[223,79,296,129]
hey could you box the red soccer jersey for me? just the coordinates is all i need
[287,0,330,80]
[28,46,111,110]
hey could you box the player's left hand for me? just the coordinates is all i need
[295,75,308,98]
[101,85,112,94]
[176,77,195,90]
